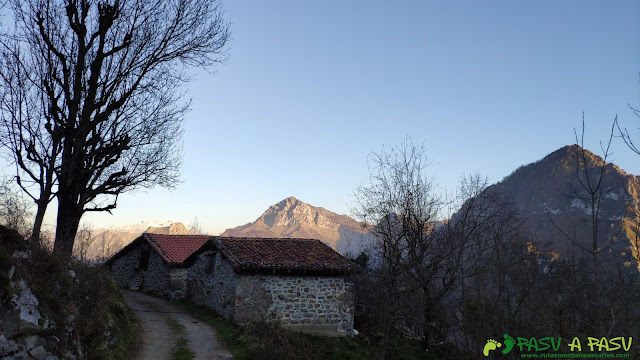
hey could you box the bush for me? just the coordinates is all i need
[0,226,138,359]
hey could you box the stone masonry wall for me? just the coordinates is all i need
[187,251,237,320]
[167,268,188,300]
[234,274,354,333]
[143,251,169,294]
[109,242,170,294]
[185,252,355,335]
[109,244,143,287]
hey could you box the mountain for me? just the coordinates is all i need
[488,144,640,268]
[145,222,191,235]
[221,196,371,255]
[73,221,193,261]
[109,219,179,233]
[82,145,640,268]
[221,146,640,264]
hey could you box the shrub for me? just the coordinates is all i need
[0,225,138,359]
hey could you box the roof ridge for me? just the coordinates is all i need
[214,236,321,241]
[213,238,244,269]
[144,233,170,262]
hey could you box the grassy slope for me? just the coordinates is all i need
[174,300,447,360]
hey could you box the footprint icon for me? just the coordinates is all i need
[502,334,515,354]
[483,339,502,356]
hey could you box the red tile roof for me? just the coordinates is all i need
[213,237,355,273]
[143,233,210,265]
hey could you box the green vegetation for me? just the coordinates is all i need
[174,300,449,360]
[172,300,248,358]
[165,317,195,360]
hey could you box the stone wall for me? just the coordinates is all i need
[235,273,354,335]
[187,251,237,319]
[109,241,170,295]
[185,252,355,336]
[142,251,169,294]
[167,268,188,300]
[109,243,143,288]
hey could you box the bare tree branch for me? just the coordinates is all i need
[0,0,230,253]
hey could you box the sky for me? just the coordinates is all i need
[9,1,640,234]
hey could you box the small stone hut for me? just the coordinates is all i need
[107,234,356,335]
[187,237,356,335]
[106,233,210,299]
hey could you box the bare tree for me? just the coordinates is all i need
[96,230,116,260]
[353,143,546,355]
[189,216,204,235]
[0,0,230,254]
[0,29,60,242]
[544,118,623,335]
[0,175,32,236]
[540,117,640,341]
[353,139,446,352]
[73,221,94,262]
[616,108,640,156]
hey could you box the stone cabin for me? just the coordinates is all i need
[107,234,356,335]
[106,233,210,299]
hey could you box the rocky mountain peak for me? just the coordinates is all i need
[486,144,640,268]
[255,196,329,229]
[145,222,191,235]
[222,197,368,253]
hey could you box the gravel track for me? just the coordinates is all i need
[122,290,233,360]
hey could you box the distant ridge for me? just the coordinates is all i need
[486,144,640,268]
[221,196,370,254]
[71,221,194,261]
[85,145,640,268]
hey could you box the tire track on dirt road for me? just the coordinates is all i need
[122,290,233,360]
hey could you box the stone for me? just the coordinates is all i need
[0,334,19,356]
[28,345,48,359]
[24,335,45,350]
[170,278,185,290]
[12,281,41,327]
[2,309,20,339]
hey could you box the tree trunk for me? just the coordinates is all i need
[53,184,83,255]
[30,195,50,242]
[422,286,432,350]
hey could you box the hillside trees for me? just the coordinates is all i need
[0,176,31,235]
[616,112,640,262]
[353,138,640,357]
[545,121,639,336]
[0,37,61,242]
[0,0,230,254]
[353,140,445,351]
[352,141,536,353]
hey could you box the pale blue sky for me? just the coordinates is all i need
[29,1,640,233]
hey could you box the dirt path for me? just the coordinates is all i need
[122,290,233,360]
